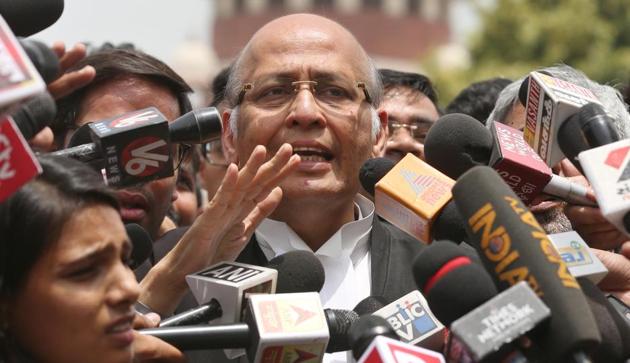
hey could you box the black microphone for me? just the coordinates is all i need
[352,295,388,316]
[0,0,64,37]
[160,250,326,327]
[578,278,630,362]
[18,39,60,83]
[452,166,601,362]
[558,103,620,172]
[425,113,594,206]
[359,157,468,243]
[124,223,152,270]
[412,241,498,326]
[347,314,399,360]
[10,92,56,140]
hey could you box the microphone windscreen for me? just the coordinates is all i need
[424,113,493,179]
[11,92,56,140]
[453,166,601,360]
[353,295,388,316]
[579,278,630,361]
[0,0,64,36]
[125,223,153,269]
[325,309,359,353]
[266,250,325,293]
[412,241,498,325]
[18,39,60,83]
[67,123,93,148]
[169,107,222,144]
[432,200,467,243]
[348,314,399,360]
[359,157,395,196]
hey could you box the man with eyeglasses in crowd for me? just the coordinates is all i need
[215,13,424,362]
[377,69,441,162]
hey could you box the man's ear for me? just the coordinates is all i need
[372,109,388,157]
[221,109,239,165]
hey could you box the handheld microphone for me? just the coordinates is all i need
[143,292,353,361]
[547,231,608,283]
[0,0,64,37]
[10,92,56,140]
[0,118,41,202]
[578,138,630,235]
[0,15,46,112]
[348,315,400,360]
[353,295,389,316]
[521,71,616,168]
[125,223,152,270]
[160,250,325,327]
[452,166,601,362]
[18,38,60,83]
[425,113,594,206]
[51,107,221,187]
[372,290,445,350]
[360,155,468,243]
[355,335,446,363]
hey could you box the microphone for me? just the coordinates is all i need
[10,92,56,140]
[547,231,608,283]
[520,71,617,167]
[51,107,221,187]
[18,38,60,83]
[124,223,153,270]
[577,138,630,235]
[355,335,446,363]
[143,292,353,361]
[578,278,630,362]
[160,250,325,327]
[353,295,388,316]
[0,118,41,202]
[348,315,400,360]
[359,156,468,243]
[425,113,594,206]
[452,166,601,362]
[372,289,445,351]
[412,241,498,326]
[0,0,64,37]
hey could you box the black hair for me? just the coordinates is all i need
[445,77,512,125]
[378,68,439,107]
[51,48,193,146]
[0,155,119,298]
[209,64,232,108]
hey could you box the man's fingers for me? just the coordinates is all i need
[236,145,267,187]
[592,248,630,291]
[132,312,161,329]
[47,65,96,99]
[59,43,87,71]
[242,187,284,236]
[50,41,65,58]
[564,205,607,226]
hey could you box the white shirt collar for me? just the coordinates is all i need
[255,194,374,261]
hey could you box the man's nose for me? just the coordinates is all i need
[385,128,424,160]
[286,88,326,130]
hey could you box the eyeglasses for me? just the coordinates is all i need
[201,139,229,167]
[388,121,432,142]
[236,78,372,115]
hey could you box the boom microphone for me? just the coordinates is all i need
[125,223,152,270]
[452,166,601,362]
[10,92,56,140]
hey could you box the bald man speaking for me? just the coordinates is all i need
[217,14,424,362]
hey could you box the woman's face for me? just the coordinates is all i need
[7,204,140,363]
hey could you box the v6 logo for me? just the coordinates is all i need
[121,136,170,177]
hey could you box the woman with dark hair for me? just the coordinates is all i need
[0,155,181,363]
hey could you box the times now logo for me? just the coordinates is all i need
[121,136,170,177]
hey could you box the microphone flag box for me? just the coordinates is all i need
[358,335,445,363]
[0,117,41,202]
[490,122,552,205]
[0,15,45,113]
[186,261,277,325]
[245,292,328,363]
[547,231,608,283]
[375,153,454,243]
[373,290,445,351]
[522,71,601,167]
[579,139,630,236]
[450,281,550,362]
[88,107,172,187]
